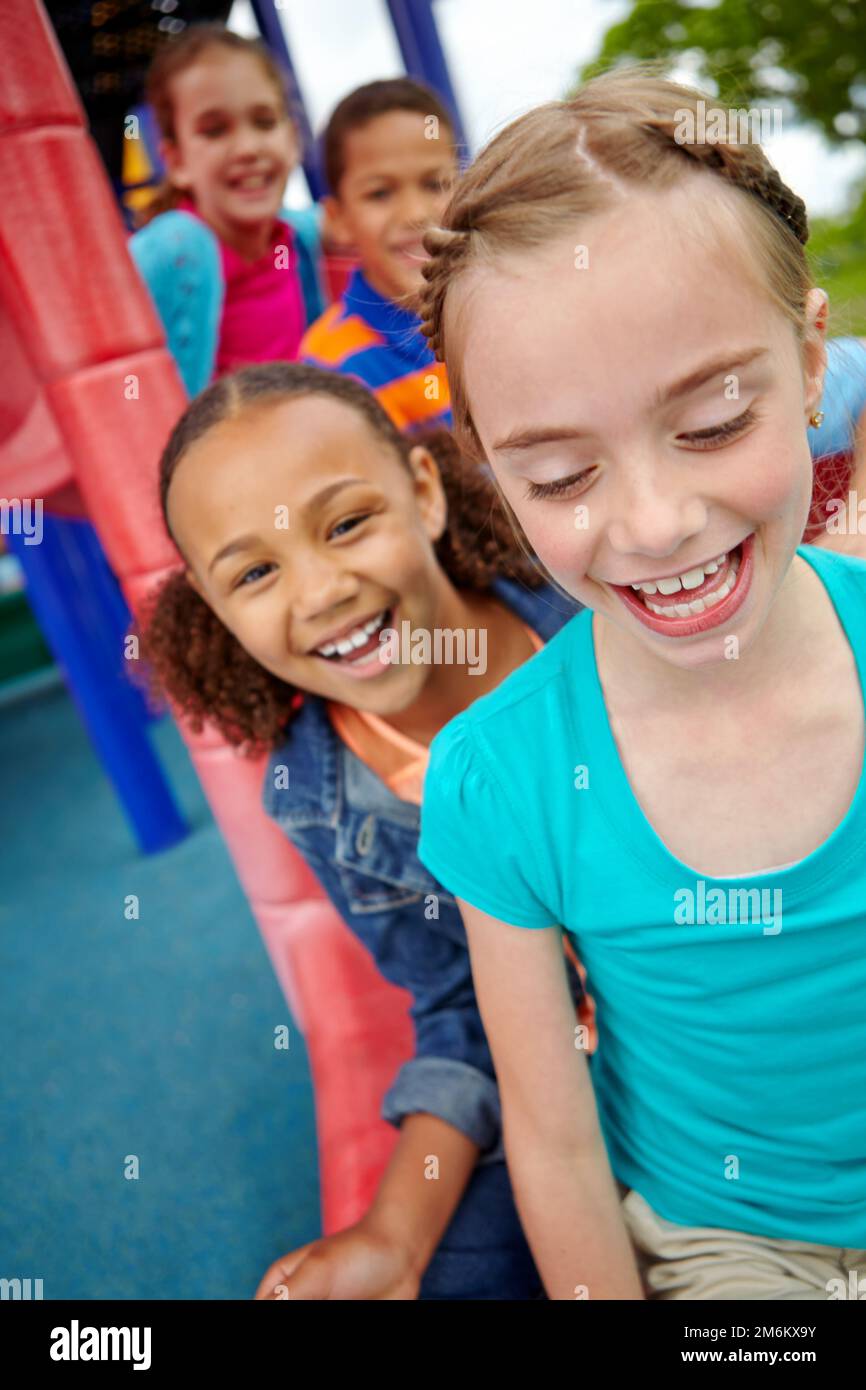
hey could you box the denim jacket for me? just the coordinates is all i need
[261,576,585,1167]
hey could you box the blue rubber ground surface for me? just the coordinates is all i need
[0,682,320,1299]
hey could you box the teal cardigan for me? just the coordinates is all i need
[129,204,326,396]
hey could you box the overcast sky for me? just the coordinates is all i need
[230,0,866,218]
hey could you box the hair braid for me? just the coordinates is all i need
[637,119,809,246]
[417,68,816,471]
[418,225,473,361]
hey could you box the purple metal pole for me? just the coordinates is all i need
[385,0,468,156]
[249,0,326,199]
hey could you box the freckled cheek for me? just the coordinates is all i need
[506,502,595,588]
[734,439,813,524]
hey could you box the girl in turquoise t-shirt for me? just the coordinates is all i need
[415,70,866,1300]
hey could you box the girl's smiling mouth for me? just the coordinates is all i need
[225,167,281,196]
[609,534,755,637]
[308,605,397,680]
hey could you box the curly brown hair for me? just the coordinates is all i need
[134,362,546,755]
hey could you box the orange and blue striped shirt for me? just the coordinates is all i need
[300,268,451,433]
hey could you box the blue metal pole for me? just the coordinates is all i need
[249,0,326,200]
[6,515,188,855]
[385,0,468,156]
[70,518,166,724]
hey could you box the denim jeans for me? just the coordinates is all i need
[418,1159,545,1300]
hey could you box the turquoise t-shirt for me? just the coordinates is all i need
[418,544,866,1246]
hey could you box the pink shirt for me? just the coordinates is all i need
[180,201,306,377]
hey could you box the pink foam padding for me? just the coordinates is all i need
[46,354,184,575]
[2,0,415,1237]
[0,1,82,131]
[0,127,164,379]
[0,299,69,497]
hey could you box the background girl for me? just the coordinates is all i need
[129,25,325,395]
[137,362,592,1300]
[416,69,866,1300]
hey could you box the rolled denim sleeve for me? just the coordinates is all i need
[381,1026,505,1165]
[381,944,585,1163]
[264,821,510,1162]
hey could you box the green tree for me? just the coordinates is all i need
[581,0,866,141]
[580,0,866,331]
[809,187,866,334]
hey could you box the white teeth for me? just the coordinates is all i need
[656,575,683,596]
[633,549,732,602]
[704,570,736,606]
[316,610,387,658]
[680,567,705,591]
[644,554,739,619]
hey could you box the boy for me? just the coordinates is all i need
[300,79,458,432]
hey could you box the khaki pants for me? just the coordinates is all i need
[617,1184,866,1301]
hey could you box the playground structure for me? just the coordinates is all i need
[0,0,468,1235]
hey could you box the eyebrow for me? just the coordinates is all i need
[491,347,769,456]
[355,159,453,184]
[195,102,278,122]
[207,477,369,575]
[651,346,768,410]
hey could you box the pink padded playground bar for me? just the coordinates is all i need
[0,0,413,1234]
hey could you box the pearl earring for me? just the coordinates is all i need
[809,410,824,428]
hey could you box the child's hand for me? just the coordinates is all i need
[253,1215,422,1300]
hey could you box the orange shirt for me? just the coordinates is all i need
[326,620,599,1053]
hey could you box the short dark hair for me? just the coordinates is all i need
[322,78,457,196]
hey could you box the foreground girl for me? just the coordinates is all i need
[138,363,589,1299]
[416,70,866,1300]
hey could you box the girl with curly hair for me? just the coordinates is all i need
[137,360,592,1301]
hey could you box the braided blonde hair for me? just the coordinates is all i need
[417,68,813,474]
